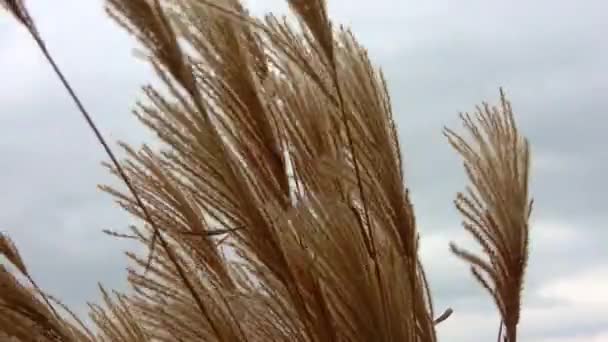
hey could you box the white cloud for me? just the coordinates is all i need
[538,266,608,306]
[534,332,608,342]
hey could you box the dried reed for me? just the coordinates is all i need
[0,1,533,341]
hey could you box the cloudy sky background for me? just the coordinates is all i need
[1,0,606,341]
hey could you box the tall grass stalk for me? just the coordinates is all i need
[0,1,532,341]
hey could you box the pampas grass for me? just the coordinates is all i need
[0,1,532,341]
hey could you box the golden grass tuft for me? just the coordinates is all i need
[445,90,532,342]
[0,1,533,341]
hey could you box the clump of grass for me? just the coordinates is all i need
[0,0,532,341]
[445,92,532,342]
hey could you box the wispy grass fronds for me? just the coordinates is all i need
[0,1,535,341]
[0,0,37,34]
[445,89,532,342]
[0,237,89,342]
[97,0,438,340]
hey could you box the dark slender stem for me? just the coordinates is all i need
[28,32,161,272]
[497,320,504,342]
[328,52,396,337]
[24,273,61,323]
[27,31,219,336]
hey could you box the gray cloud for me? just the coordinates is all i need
[1,0,606,341]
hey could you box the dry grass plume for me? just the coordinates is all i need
[0,1,532,341]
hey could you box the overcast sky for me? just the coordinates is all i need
[1,1,606,341]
